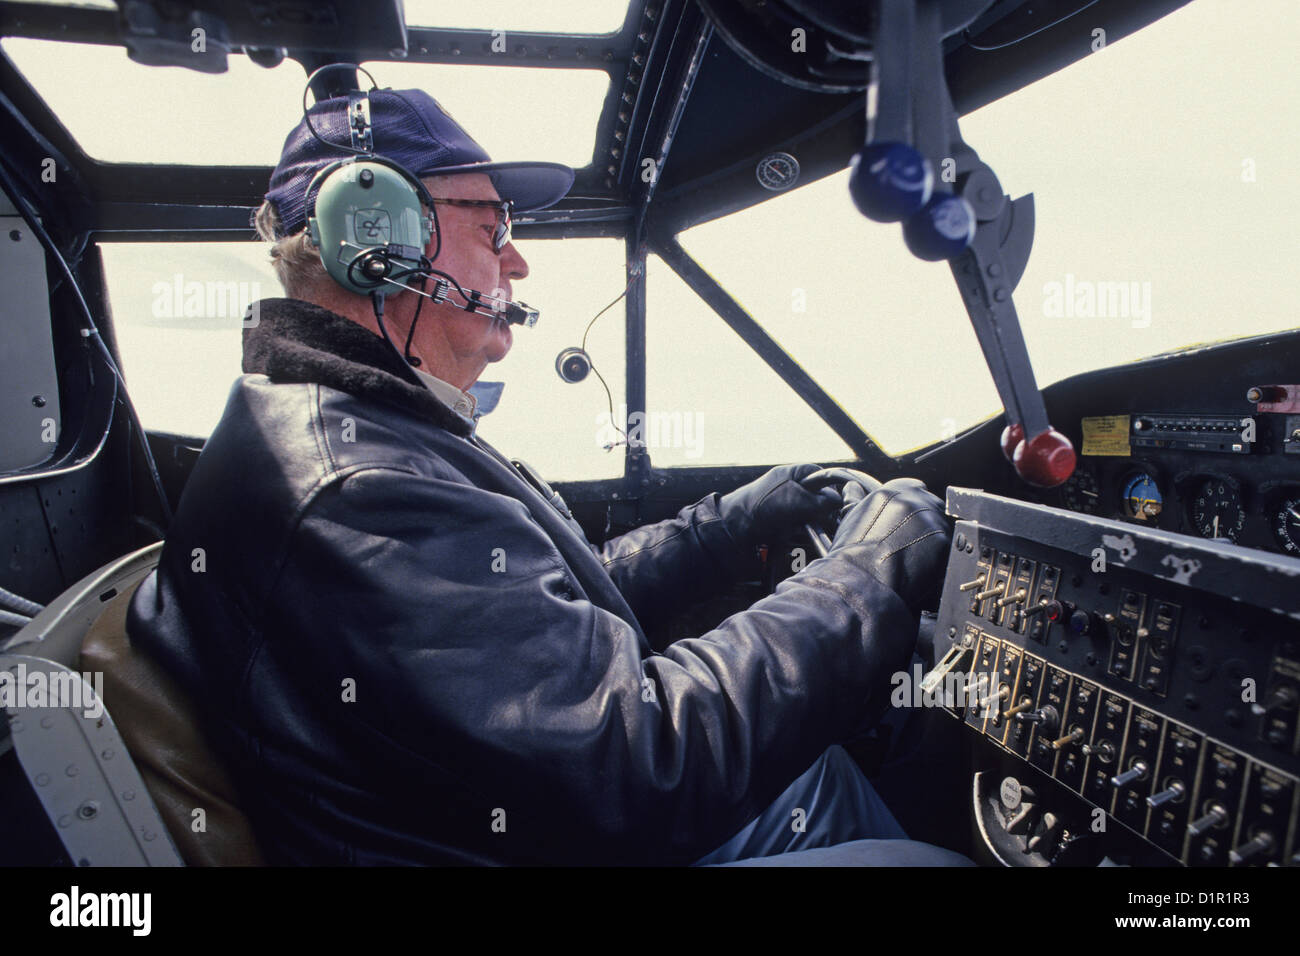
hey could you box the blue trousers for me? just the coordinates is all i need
[693,745,974,866]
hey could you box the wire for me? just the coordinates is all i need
[580,273,642,449]
[582,274,638,353]
[0,158,173,529]
[402,273,427,367]
[963,0,1101,52]
[0,583,43,616]
[0,608,32,629]
[301,63,380,157]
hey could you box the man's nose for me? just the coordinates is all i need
[501,241,529,281]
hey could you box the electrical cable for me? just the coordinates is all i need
[581,273,641,449]
[0,583,43,616]
[301,63,380,157]
[0,158,173,529]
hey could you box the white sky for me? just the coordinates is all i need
[7,0,1300,477]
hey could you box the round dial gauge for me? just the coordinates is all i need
[1189,477,1245,541]
[1061,468,1102,513]
[1271,496,1300,555]
[1123,472,1163,521]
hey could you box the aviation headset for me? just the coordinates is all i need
[296,65,628,418]
[298,66,538,366]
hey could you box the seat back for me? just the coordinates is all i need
[4,545,265,865]
[1,542,162,666]
[80,582,266,866]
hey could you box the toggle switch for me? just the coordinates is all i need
[1146,780,1186,809]
[996,588,1027,609]
[974,582,1006,601]
[1022,599,1063,621]
[1004,696,1034,718]
[1017,705,1059,736]
[1052,727,1084,751]
[1228,831,1275,865]
[958,574,987,592]
[1081,739,1115,762]
[1187,804,1229,837]
[1110,759,1149,788]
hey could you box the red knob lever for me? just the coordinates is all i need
[1012,428,1076,488]
[999,423,1024,464]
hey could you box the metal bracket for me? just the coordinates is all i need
[2,654,182,866]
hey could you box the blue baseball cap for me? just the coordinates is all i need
[265,88,575,237]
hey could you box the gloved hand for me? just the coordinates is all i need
[718,464,840,551]
[826,477,952,614]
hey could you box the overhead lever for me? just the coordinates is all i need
[848,0,1076,487]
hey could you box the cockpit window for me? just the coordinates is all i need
[680,0,1299,455]
[646,254,855,468]
[358,61,608,168]
[402,0,628,35]
[1,39,307,165]
[1,39,608,169]
[100,237,628,481]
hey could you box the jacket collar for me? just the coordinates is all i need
[242,297,474,437]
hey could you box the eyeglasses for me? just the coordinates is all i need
[428,198,513,252]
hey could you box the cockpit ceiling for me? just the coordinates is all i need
[0,0,1197,225]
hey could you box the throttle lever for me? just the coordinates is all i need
[848,0,1076,488]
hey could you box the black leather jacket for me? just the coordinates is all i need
[128,298,918,865]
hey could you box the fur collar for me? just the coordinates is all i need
[241,298,473,437]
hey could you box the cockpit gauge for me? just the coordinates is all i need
[1060,467,1101,514]
[1271,496,1300,555]
[1189,477,1245,541]
[1122,472,1163,521]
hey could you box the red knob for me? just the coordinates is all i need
[999,423,1024,463]
[1013,428,1076,487]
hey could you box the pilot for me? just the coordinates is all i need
[127,86,968,866]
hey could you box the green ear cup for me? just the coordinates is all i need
[305,159,434,295]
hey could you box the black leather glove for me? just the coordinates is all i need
[718,464,840,551]
[826,477,952,615]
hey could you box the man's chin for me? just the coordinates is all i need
[488,316,513,359]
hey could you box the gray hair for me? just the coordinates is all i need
[253,200,328,299]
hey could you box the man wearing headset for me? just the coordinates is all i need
[127,86,967,866]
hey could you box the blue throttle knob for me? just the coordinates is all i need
[902,192,976,261]
[848,142,934,223]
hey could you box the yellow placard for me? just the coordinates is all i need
[1081,415,1131,457]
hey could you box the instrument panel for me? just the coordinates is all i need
[1043,406,1300,556]
[931,488,1300,867]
